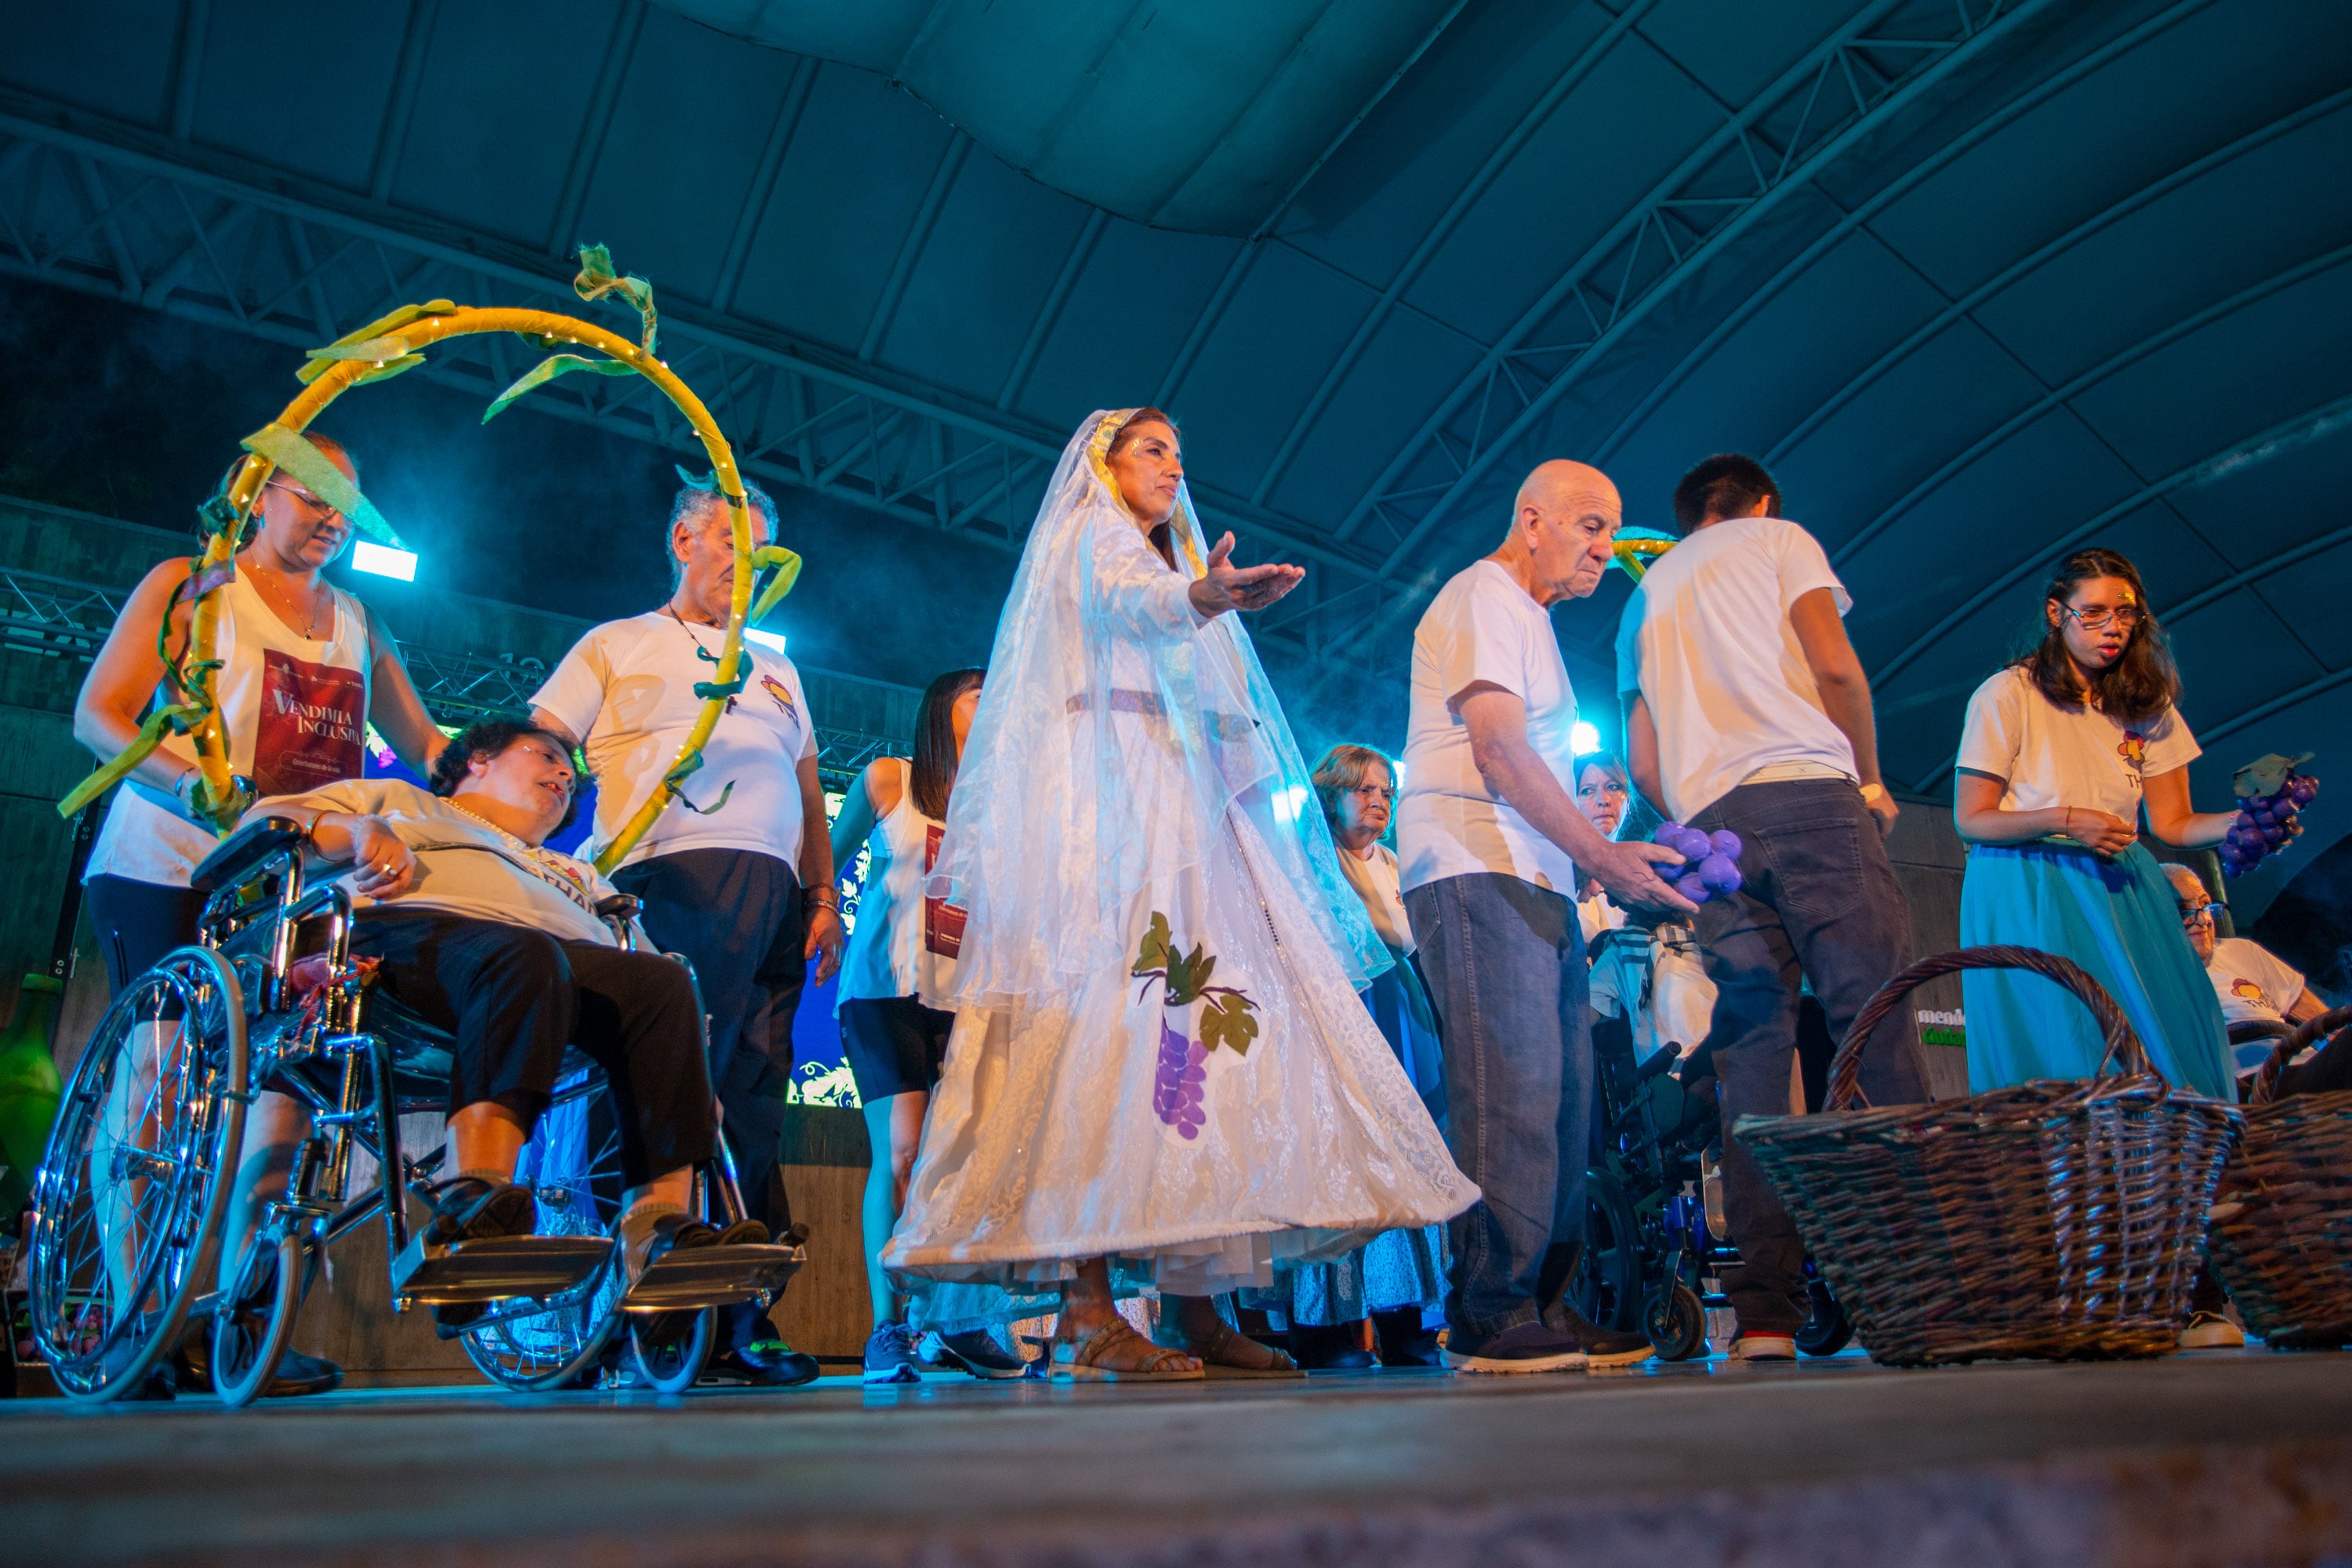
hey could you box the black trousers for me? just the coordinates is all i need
[350,910,717,1189]
[612,848,807,1348]
[1690,780,1927,1335]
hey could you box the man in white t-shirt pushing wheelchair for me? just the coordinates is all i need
[532,476,842,1388]
[1617,453,1926,1362]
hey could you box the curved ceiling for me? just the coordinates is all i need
[1,0,2347,917]
[652,0,1465,233]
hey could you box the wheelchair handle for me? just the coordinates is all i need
[2246,1003,2352,1106]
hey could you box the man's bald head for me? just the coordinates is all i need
[1493,459,1622,606]
[1513,459,1619,535]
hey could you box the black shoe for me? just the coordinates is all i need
[1549,1301,1656,1368]
[1442,1320,1587,1374]
[710,1219,771,1247]
[638,1214,723,1273]
[177,1318,344,1397]
[705,1338,822,1387]
[920,1327,1029,1380]
[1289,1321,1377,1370]
[1371,1310,1445,1369]
[425,1178,537,1339]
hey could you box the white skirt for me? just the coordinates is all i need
[884,808,1478,1295]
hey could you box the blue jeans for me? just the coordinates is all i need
[1403,873,1591,1338]
[1690,779,1926,1334]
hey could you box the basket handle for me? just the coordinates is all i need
[2248,1003,2352,1106]
[1826,944,2149,1111]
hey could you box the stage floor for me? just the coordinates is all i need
[9,1346,2352,1567]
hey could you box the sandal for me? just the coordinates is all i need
[1049,1319,1204,1382]
[1176,1319,1304,1379]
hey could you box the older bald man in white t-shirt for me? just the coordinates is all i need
[1398,459,1690,1375]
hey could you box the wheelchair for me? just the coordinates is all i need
[1572,924,1853,1360]
[24,815,804,1406]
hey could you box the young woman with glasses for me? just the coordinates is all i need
[1949,547,2237,1098]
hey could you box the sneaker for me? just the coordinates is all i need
[1551,1302,1656,1369]
[1441,1320,1587,1374]
[2179,1311,2246,1350]
[177,1319,344,1397]
[1729,1331,1797,1361]
[920,1327,1029,1380]
[706,1338,823,1387]
[864,1320,923,1384]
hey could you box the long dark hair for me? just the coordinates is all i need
[909,667,986,820]
[2013,547,2180,724]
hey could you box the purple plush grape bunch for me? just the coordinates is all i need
[2221,771,2320,879]
[1152,1019,1207,1138]
[1653,822,1744,905]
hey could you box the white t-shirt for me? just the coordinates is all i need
[532,610,818,872]
[1397,560,1582,895]
[2206,937,2313,1075]
[250,779,627,947]
[1955,666,2200,822]
[1577,887,1626,946]
[1614,515,1857,822]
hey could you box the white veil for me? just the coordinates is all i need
[927,408,1388,1011]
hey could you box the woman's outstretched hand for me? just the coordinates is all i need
[1189,532,1305,618]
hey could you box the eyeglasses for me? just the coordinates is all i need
[1349,784,1396,803]
[2062,603,2143,633]
[2178,902,2219,927]
[265,478,343,518]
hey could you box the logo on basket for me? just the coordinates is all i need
[2117,730,2147,779]
[1915,1007,1965,1048]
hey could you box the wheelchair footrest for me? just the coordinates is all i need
[620,1243,806,1313]
[394,1235,615,1306]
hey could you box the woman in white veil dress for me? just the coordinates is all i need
[884,408,1477,1379]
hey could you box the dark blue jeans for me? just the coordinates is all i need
[1690,779,1926,1334]
[1403,873,1591,1338]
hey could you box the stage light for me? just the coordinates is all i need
[1571,720,1600,753]
[744,628,787,653]
[350,541,417,581]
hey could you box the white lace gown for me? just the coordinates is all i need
[884,412,1475,1296]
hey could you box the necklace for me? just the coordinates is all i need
[445,798,600,912]
[245,562,332,639]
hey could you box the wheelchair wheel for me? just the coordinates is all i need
[1569,1171,1645,1334]
[1795,1276,1854,1358]
[459,1072,626,1392]
[629,1307,713,1395]
[209,1232,307,1410]
[27,948,248,1403]
[1644,1282,1708,1362]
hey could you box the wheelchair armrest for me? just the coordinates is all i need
[191,815,310,894]
[594,894,641,921]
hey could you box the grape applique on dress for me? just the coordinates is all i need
[1133,912,1260,1140]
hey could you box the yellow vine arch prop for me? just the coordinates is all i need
[60,246,801,877]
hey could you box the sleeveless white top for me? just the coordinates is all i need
[836,760,960,1007]
[87,565,373,888]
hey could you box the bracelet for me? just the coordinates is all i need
[304,808,332,841]
[804,886,839,910]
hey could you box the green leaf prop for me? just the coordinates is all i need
[2234,752,2315,800]
[1134,911,1172,978]
[574,243,657,354]
[482,353,635,423]
[56,702,205,818]
[748,544,803,622]
[299,300,458,384]
[241,423,406,550]
[1200,992,1260,1058]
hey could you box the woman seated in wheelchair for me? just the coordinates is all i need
[256,718,764,1320]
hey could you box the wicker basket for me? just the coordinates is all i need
[1735,946,2244,1366]
[2206,1004,2352,1348]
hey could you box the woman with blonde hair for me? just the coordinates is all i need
[1240,742,1450,1367]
